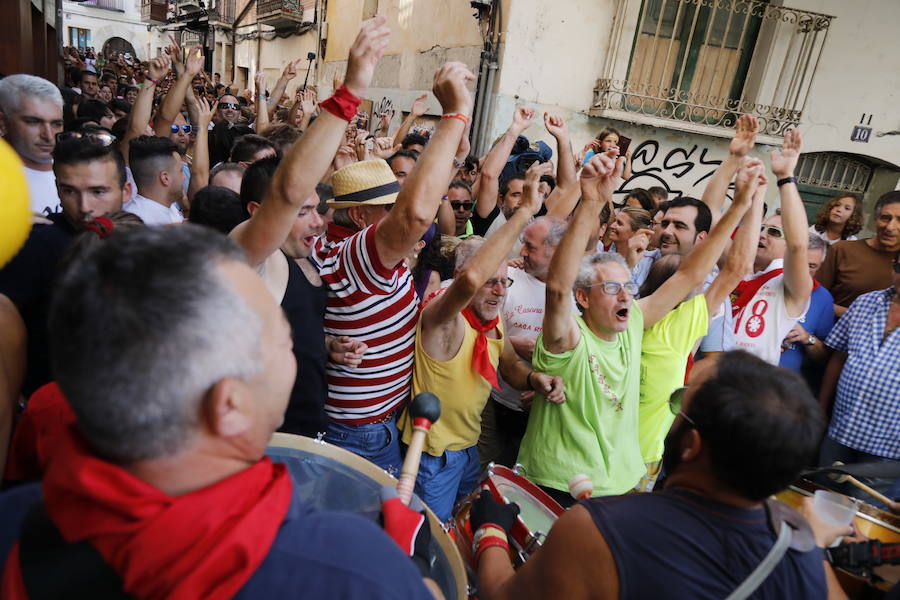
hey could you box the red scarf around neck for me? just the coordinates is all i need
[462,306,501,390]
[31,426,292,600]
[730,267,784,319]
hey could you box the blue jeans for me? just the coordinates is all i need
[325,416,403,476]
[414,446,481,522]
[818,436,900,509]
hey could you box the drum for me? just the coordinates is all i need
[450,463,565,567]
[776,479,900,597]
[267,433,468,600]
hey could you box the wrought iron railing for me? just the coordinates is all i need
[257,0,302,17]
[593,0,835,136]
[82,0,124,10]
[796,153,871,193]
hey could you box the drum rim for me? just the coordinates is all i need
[268,432,468,599]
[786,483,900,535]
[488,464,566,518]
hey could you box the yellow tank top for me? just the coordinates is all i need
[400,316,504,456]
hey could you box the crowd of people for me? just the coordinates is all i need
[0,15,898,599]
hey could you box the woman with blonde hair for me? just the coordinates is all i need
[810,193,862,245]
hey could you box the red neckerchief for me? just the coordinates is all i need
[730,267,784,318]
[812,278,821,292]
[37,426,292,600]
[325,222,358,244]
[461,307,501,390]
[4,382,74,482]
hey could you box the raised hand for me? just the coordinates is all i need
[185,46,204,76]
[299,88,317,114]
[733,157,764,204]
[770,128,802,177]
[167,34,184,76]
[193,96,215,126]
[344,16,391,98]
[410,93,430,117]
[148,54,172,82]
[580,149,623,203]
[729,114,758,157]
[521,160,554,216]
[511,107,536,133]
[282,58,301,81]
[255,70,267,96]
[543,112,569,140]
[627,228,653,260]
[431,62,475,116]
[372,136,400,159]
[333,144,358,170]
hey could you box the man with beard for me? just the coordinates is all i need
[468,352,840,600]
[398,163,563,521]
[0,137,131,395]
[477,213,569,469]
[209,93,253,166]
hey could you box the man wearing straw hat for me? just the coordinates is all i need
[312,62,476,473]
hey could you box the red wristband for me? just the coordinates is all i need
[475,535,510,561]
[442,112,469,124]
[320,84,362,122]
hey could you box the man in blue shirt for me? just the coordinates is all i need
[819,250,900,508]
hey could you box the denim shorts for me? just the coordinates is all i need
[414,445,481,522]
[324,416,403,476]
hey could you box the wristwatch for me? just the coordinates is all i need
[806,334,817,346]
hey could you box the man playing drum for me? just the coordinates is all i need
[469,351,849,599]
[399,161,564,522]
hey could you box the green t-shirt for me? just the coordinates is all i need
[638,295,709,463]
[518,304,644,496]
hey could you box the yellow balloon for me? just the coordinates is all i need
[0,139,32,268]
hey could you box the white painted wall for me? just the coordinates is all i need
[63,0,149,61]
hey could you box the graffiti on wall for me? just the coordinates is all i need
[615,140,734,201]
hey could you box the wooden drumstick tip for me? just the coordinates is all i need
[829,461,894,507]
[396,393,441,505]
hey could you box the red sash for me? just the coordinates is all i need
[730,268,784,319]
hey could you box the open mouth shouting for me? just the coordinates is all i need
[616,306,630,322]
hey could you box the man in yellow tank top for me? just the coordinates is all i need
[399,162,564,521]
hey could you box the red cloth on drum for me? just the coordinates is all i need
[5,425,293,600]
[461,307,501,390]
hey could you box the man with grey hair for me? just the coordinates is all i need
[0,74,65,216]
[779,232,834,391]
[0,225,436,598]
[478,214,571,468]
[397,162,563,521]
[516,149,752,506]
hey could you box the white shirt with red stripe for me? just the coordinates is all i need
[731,259,808,365]
[312,223,419,424]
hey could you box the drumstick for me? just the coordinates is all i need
[397,392,441,505]
[829,461,894,507]
[568,474,593,501]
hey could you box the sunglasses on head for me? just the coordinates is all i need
[170,124,193,134]
[451,201,474,211]
[56,130,117,147]
[668,386,698,428]
[218,102,240,110]
[760,225,785,239]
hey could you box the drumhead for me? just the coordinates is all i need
[267,433,467,599]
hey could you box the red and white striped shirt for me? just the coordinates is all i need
[312,223,419,424]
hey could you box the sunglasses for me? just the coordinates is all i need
[451,201,474,211]
[587,281,639,296]
[56,131,117,147]
[760,225,785,239]
[218,102,240,110]
[170,124,193,134]
[668,386,698,428]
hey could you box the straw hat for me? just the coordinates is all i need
[328,159,400,209]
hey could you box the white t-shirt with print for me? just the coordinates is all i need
[23,166,61,215]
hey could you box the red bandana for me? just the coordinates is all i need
[461,307,501,390]
[730,268,784,318]
[30,426,292,600]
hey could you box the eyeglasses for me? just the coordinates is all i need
[170,124,193,134]
[56,131,117,147]
[484,277,514,289]
[667,386,698,428]
[587,281,639,296]
[451,201,474,211]
[218,102,240,110]
[760,225,785,239]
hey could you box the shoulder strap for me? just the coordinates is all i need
[19,501,130,600]
[724,520,792,600]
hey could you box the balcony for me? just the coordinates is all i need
[257,0,304,28]
[592,0,835,140]
[177,0,202,14]
[81,0,124,10]
[140,0,167,22]
[209,0,235,25]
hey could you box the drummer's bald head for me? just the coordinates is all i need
[49,225,265,464]
[677,351,824,501]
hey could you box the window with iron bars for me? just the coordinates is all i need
[593,0,835,138]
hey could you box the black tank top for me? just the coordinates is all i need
[278,254,328,437]
[582,489,827,599]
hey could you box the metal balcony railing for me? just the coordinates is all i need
[141,0,167,22]
[82,0,124,10]
[593,0,835,136]
[257,0,302,18]
[211,0,235,24]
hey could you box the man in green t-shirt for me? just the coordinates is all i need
[517,149,755,506]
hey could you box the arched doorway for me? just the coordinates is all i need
[102,37,137,60]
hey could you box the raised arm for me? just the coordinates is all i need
[638,161,755,328]
[187,96,215,201]
[154,46,203,136]
[267,59,301,118]
[423,162,548,329]
[771,129,812,317]
[543,150,622,354]
[543,113,575,192]
[474,108,535,218]
[230,18,390,267]
[121,54,171,163]
[702,114,758,227]
[254,71,270,135]
[704,159,766,314]
[298,88,317,131]
[373,63,474,269]
[391,93,430,148]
